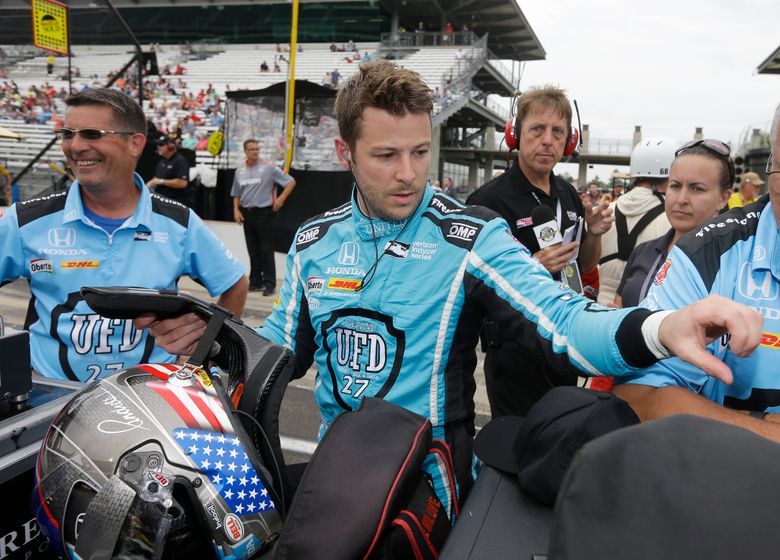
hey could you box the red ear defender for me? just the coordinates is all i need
[504,118,518,151]
[563,126,579,157]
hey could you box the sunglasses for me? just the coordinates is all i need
[54,127,136,141]
[675,138,735,186]
[767,154,780,177]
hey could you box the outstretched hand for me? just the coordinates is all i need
[134,312,208,357]
[583,199,614,236]
[658,295,762,385]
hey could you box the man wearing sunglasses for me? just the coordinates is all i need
[0,88,248,382]
[614,102,780,444]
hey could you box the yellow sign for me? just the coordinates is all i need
[32,0,69,55]
[207,130,224,157]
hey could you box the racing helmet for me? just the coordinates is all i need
[629,136,683,179]
[34,364,283,560]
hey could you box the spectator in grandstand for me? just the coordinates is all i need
[615,139,732,308]
[141,60,762,514]
[443,22,455,45]
[321,72,332,90]
[597,137,680,306]
[0,88,247,382]
[0,163,11,205]
[46,54,55,75]
[274,61,281,73]
[613,105,780,442]
[346,39,356,52]
[331,68,342,89]
[260,60,269,72]
[210,108,225,127]
[467,85,614,417]
[415,21,426,46]
[728,171,764,208]
[231,139,296,295]
[361,50,372,62]
[147,134,193,207]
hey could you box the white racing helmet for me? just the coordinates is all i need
[630,136,683,179]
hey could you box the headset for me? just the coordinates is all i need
[504,97,582,158]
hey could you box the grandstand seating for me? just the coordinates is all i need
[0,41,485,195]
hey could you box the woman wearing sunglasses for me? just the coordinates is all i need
[614,139,733,307]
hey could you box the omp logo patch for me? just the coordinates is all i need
[327,278,363,291]
[30,258,53,273]
[134,231,151,241]
[760,332,780,350]
[654,259,671,286]
[297,226,320,245]
[447,222,477,242]
[61,260,99,269]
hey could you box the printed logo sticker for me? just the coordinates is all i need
[61,260,99,269]
[653,259,671,286]
[327,278,363,291]
[307,276,324,293]
[338,242,360,265]
[48,227,76,247]
[224,514,245,542]
[30,258,53,274]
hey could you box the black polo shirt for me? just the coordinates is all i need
[467,160,585,263]
[467,160,586,417]
[155,151,192,205]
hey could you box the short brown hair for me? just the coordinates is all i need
[65,88,146,135]
[335,60,433,152]
[516,85,572,130]
[243,139,259,149]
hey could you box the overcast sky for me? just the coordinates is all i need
[514,0,779,180]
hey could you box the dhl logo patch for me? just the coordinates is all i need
[760,332,780,350]
[327,277,362,291]
[61,260,100,269]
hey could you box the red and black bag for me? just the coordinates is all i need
[273,398,455,560]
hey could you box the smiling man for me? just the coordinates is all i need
[142,62,761,515]
[0,88,247,381]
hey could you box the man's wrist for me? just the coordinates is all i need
[641,310,675,360]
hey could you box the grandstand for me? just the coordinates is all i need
[0,0,545,202]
